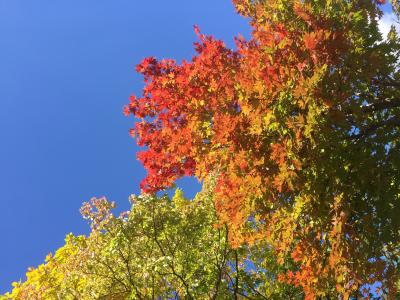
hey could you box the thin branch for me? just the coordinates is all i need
[362,98,400,113]
[151,203,194,299]
[349,116,400,139]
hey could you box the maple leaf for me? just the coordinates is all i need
[127,0,400,297]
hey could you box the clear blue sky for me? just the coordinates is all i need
[0,0,250,292]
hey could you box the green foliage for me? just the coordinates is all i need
[4,1,400,298]
[2,183,302,299]
[126,0,400,296]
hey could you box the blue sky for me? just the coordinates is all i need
[0,0,250,292]
[0,0,396,294]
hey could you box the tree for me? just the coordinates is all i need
[125,0,400,297]
[2,183,302,299]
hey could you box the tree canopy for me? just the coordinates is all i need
[124,0,400,297]
[3,0,400,299]
[2,184,302,299]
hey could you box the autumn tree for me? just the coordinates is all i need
[2,183,302,299]
[125,0,400,297]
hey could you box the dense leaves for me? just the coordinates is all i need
[125,0,400,297]
[2,184,302,299]
[3,0,400,298]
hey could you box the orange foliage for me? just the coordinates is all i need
[126,0,399,297]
